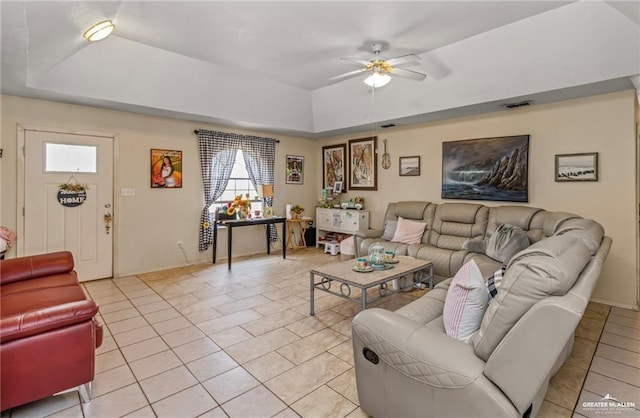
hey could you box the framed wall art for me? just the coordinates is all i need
[322,144,346,189]
[286,155,304,185]
[348,136,377,191]
[399,156,421,176]
[442,135,529,202]
[555,153,598,182]
[151,149,183,188]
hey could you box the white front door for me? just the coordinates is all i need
[23,129,114,281]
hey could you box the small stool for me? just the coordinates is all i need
[324,241,340,256]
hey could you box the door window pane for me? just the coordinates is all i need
[45,143,97,173]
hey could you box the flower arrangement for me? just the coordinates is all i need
[0,226,17,253]
[222,194,252,218]
[58,183,89,192]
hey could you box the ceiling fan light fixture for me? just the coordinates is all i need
[364,71,391,88]
[83,20,115,42]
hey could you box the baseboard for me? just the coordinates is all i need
[590,297,639,312]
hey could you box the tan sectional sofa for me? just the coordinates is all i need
[352,201,612,418]
[356,201,591,282]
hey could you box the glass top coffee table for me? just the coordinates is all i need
[309,256,433,315]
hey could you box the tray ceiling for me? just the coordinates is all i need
[2,1,639,137]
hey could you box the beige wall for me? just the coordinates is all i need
[322,90,638,309]
[0,95,318,275]
[2,90,638,308]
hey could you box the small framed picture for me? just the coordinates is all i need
[333,181,343,194]
[399,156,421,176]
[286,155,304,185]
[151,149,182,188]
[555,153,598,182]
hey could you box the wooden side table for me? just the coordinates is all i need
[286,218,310,251]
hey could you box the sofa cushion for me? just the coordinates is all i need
[429,203,488,251]
[472,234,591,360]
[485,224,530,264]
[413,245,466,281]
[392,217,427,245]
[486,206,543,233]
[381,220,398,240]
[395,278,451,324]
[443,260,489,342]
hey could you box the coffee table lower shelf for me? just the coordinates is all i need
[309,257,433,315]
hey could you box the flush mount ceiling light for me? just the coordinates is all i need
[83,20,115,42]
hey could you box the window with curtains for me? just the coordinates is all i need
[209,150,263,214]
[196,129,276,252]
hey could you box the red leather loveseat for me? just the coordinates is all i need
[0,251,103,411]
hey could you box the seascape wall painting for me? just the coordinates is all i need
[555,153,598,182]
[442,135,529,202]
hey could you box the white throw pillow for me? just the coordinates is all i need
[391,217,427,245]
[443,260,489,342]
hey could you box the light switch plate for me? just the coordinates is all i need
[121,188,135,197]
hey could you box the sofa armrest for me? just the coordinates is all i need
[1,300,99,343]
[352,308,485,388]
[484,296,583,414]
[0,251,74,286]
[353,229,384,257]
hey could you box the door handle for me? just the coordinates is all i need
[104,213,112,234]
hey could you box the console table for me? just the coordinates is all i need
[213,216,286,270]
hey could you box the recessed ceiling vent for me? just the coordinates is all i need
[503,101,532,109]
[381,123,396,128]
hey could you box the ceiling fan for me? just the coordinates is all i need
[329,43,427,87]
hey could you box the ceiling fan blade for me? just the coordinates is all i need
[341,57,372,66]
[328,68,366,82]
[385,54,421,66]
[392,67,427,81]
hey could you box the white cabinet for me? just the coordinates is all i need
[316,208,370,247]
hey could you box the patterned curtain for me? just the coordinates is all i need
[241,139,276,241]
[196,129,277,251]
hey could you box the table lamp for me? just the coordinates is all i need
[259,184,274,218]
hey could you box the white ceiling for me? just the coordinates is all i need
[2,1,639,138]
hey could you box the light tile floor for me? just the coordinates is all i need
[3,249,639,418]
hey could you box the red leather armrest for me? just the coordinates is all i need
[0,251,74,286]
[0,300,99,343]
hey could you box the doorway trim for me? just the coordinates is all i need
[16,124,120,277]
[636,123,640,310]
